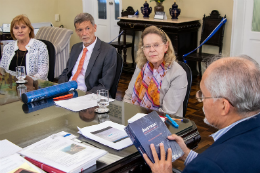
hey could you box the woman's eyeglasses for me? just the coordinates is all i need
[196,90,234,107]
[141,43,165,51]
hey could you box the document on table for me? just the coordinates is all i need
[78,121,133,150]
[54,93,114,111]
[0,139,22,158]
[0,153,43,173]
[19,132,107,173]
[0,140,43,173]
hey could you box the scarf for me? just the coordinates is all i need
[131,61,168,110]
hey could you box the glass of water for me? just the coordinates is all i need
[16,66,26,83]
[96,89,109,113]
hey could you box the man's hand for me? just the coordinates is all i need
[143,143,173,173]
[0,67,6,76]
[168,134,190,161]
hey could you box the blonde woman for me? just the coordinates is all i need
[123,26,187,117]
[0,15,49,80]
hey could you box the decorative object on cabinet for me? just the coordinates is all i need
[154,2,164,13]
[169,2,181,19]
[141,1,152,17]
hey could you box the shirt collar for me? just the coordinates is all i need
[210,112,260,141]
[14,38,34,51]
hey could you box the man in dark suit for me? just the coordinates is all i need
[143,56,260,173]
[58,13,117,93]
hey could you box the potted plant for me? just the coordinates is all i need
[150,0,165,13]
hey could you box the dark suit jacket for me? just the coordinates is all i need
[58,37,117,93]
[183,113,260,173]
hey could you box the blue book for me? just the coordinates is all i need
[125,111,184,163]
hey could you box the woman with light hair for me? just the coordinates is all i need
[123,26,187,117]
[0,14,49,80]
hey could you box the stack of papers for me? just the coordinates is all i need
[78,121,133,150]
[0,140,44,173]
[54,93,114,111]
[19,131,107,173]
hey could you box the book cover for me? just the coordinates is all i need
[125,111,184,163]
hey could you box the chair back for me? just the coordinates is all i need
[39,39,55,82]
[200,10,226,54]
[36,27,73,78]
[110,53,123,99]
[178,61,192,117]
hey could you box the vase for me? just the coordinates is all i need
[154,2,164,13]
[169,2,181,19]
[141,1,152,17]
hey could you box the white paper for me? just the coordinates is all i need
[0,140,22,158]
[78,121,133,150]
[54,93,114,112]
[0,153,43,173]
[19,132,107,173]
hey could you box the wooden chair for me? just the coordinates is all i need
[184,10,226,78]
[110,6,136,66]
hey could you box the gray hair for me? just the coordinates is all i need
[74,13,95,27]
[204,56,260,115]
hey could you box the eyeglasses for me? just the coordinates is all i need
[196,90,234,107]
[141,43,165,51]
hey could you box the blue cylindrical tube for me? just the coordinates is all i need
[21,81,78,103]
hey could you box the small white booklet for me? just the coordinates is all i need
[54,93,114,111]
[0,140,44,173]
[19,131,107,173]
[78,121,133,150]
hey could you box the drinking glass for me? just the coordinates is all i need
[96,89,109,112]
[17,84,27,98]
[16,66,26,83]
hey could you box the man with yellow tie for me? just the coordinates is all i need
[58,13,117,93]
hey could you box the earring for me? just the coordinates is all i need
[165,51,167,54]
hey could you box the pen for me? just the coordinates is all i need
[53,93,73,101]
[63,133,71,137]
[166,114,179,128]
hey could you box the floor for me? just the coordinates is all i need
[116,71,217,171]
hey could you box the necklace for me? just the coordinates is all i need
[16,50,27,67]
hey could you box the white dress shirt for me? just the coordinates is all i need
[69,38,97,91]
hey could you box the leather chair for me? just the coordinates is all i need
[39,39,55,82]
[110,6,136,66]
[110,53,123,99]
[184,10,226,78]
[178,61,192,117]
[35,27,73,78]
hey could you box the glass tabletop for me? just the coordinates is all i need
[0,73,195,172]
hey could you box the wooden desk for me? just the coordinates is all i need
[0,73,201,173]
[117,16,201,73]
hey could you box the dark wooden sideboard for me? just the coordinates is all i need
[117,16,201,74]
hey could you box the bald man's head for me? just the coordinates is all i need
[202,56,260,115]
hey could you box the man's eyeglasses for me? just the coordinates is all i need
[196,90,234,107]
[141,43,165,51]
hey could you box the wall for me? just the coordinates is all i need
[1,0,234,57]
[122,0,234,63]
[57,0,83,47]
[0,0,58,27]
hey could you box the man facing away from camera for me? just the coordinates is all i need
[143,56,260,173]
